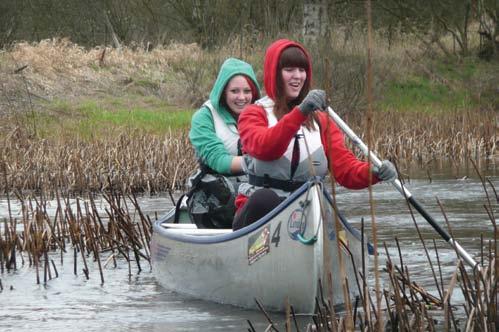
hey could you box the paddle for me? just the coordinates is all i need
[326,106,479,269]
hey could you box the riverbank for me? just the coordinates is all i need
[0,39,496,195]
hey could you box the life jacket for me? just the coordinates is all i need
[183,101,246,228]
[204,100,240,156]
[238,96,328,198]
[203,100,247,181]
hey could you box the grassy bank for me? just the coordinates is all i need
[1,31,497,123]
[379,57,497,113]
[38,97,193,139]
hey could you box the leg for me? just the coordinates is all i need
[232,189,284,231]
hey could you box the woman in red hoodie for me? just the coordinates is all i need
[232,39,396,230]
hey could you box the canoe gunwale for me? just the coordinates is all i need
[153,177,368,248]
[153,180,313,244]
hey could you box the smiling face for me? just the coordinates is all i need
[281,67,307,101]
[275,46,310,107]
[224,75,253,115]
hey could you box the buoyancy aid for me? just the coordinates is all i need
[238,96,328,198]
[204,100,240,156]
[201,100,247,182]
[185,101,246,228]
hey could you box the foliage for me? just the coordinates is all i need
[1,1,497,60]
[375,0,498,58]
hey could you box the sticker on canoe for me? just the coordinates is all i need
[248,225,271,265]
[287,208,307,240]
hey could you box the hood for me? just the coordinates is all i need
[209,58,260,115]
[263,39,312,101]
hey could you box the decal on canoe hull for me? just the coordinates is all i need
[248,225,271,265]
[287,208,307,240]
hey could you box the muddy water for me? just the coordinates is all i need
[0,165,497,331]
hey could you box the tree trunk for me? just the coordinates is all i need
[104,10,121,50]
[303,0,327,43]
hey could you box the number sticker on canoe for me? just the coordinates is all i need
[248,225,271,265]
[271,222,281,247]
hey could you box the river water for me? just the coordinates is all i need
[0,165,497,331]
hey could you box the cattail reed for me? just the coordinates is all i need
[0,130,197,195]
[249,167,497,331]
[251,241,496,331]
[0,108,496,197]
[0,187,153,285]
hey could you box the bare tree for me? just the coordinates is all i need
[303,0,328,43]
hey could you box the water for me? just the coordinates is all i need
[0,167,497,331]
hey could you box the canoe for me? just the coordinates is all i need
[150,178,370,313]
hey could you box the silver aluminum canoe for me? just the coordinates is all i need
[150,179,369,314]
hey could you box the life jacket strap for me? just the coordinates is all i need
[248,174,305,192]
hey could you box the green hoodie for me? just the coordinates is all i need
[189,58,260,174]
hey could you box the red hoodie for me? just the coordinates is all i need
[236,39,378,210]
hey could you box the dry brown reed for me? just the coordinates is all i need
[251,232,497,331]
[0,107,495,195]
[345,108,497,169]
[0,38,254,112]
[249,164,497,332]
[0,187,153,284]
[0,128,197,195]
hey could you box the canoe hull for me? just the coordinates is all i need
[151,181,366,313]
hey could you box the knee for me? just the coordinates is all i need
[232,189,283,231]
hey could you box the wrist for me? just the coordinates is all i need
[291,106,309,122]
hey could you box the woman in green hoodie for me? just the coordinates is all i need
[189,58,260,174]
[187,58,260,228]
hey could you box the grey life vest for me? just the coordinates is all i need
[185,101,247,228]
[204,100,239,155]
[238,96,328,198]
[202,100,247,182]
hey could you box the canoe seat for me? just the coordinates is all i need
[161,223,233,236]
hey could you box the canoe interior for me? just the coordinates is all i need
[173,208,192,224]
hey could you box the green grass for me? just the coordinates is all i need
[378,76,476,113]
[378,56,496,113]
[435,58,478,81]
[37,96,194,140]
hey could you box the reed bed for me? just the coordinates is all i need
[345,108,497,168]
[0,108,495,195]
[0,128,197,195]
[251,254,496,331]
[0,126,496,331]
[250,168,498,331]
[0,187,153,285]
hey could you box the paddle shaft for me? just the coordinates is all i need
[326,107,478,269]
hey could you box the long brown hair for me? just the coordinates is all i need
[274,47,316,129]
